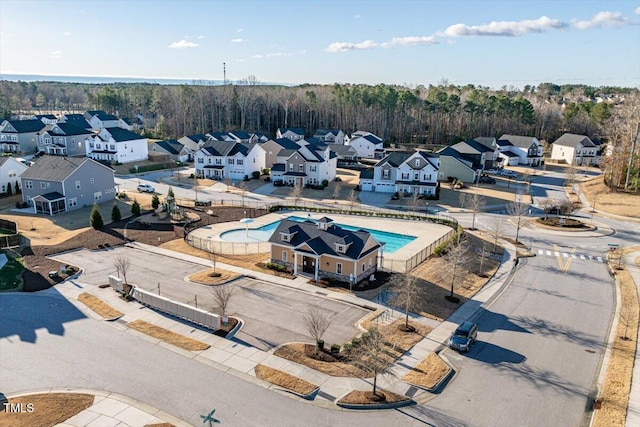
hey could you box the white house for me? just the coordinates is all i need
[313,129,345,145]
[360,150,439,195]
[270,143,337,187]
[32,114,58,125]
[0,157,28,194]
[551,133,599,166]
[194,140,265,181]
[177,134,211,161]
[496,135,543,166]
[84,111,120,130]
[347,134,384,159]
[85,127,148,164]
[276,128,305,141]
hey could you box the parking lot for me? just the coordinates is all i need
[52,247,368,351]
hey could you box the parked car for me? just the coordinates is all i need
[485,169,498,175]
[449,321,478,352]
[136,184,155,193]
[500,170,517,178]
[479,176,496,184]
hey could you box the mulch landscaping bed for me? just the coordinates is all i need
[213,317,239,337]
[254,364,318,396]
[338,389,410,405]
[20,207,268,291]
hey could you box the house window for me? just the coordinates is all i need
[215,158,222,165]
[415,159,420,167]
[89,142,94,149]
[45,138,51,144]
[94,191,102,201]
[25,180,32,189]
[198,157,204,163]
[369,258,373,268]
[299,164,304,172]
[228,159,235,165]
[281,233,290,242]
[336,244,345,253]
[310,165,316,172]
[40,182,47,189]
[237,159,243,165]
[75,180,81,189]
[68,198,77,207]
[96,144,102,149]
[8,170,16,178]
[282,251,288,262]
[110,144,115,150]
[401,173,409,180]
[362,263,366,272]
[382,170,390,179]
[414,172,419,180]
[1,185,4,192]
[289,164,294,171]
[336,263,342,275]
[90,178,95,184]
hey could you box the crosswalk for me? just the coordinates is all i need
[537,249,604,262]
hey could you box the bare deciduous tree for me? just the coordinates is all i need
[441,238,471,301]
[113,254,131,284]
[207,241,218,273]
[487,219,504,254]
[361,327,391,397]
[303,306,332,352]
[210,285,236,318]
[348,188,359,211]
[236,180,248,206]
[289,184,303,208]
[466,193,486,230]
[478,242,489,277]
[390,274,424,331]
[539,198,557,220]
[507,201,529,242]
[224,177,233,192]
[410,192,421,214]
[332,182,341,200]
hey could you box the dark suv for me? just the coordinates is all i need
[449,321,478,352]
[479,176,496,184]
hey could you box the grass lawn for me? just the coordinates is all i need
[592,251,640,427]
[403,353,451,390]
[581,176,640,218]
[254,364,318,396]
[127,319,210,351]
[0,254,23,291]
[77,293,123,319]
[0,393,94,427]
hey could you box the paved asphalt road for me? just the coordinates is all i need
[51,247,368,351]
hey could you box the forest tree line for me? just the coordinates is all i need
[1,79,638,189]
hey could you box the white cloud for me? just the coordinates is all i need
[441,15,567,37]
[383,36,438,47]
[573,11,628,30]
[168,39,199,49]
[49,50,62,58]
[63,31,70,36]
[252,50,306,59]
[237,28,244,33]
[354,14,361,19]
[325,40,378,52]
[231,38,245,43]
[636,6,640,15]
[197,35,205,39]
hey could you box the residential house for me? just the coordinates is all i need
[20,156,115,215]
[347,133,384,159]
[270,142,337,187]
[0,157,28,194]
[471,137,500,167]
[259,138,301,169]
[148,139,185,162]
[330,144,358,164]
[360,150,439,195]
[436,140,495,183]
[59,114,92,131]
[118,118,134,131]
[276,128,305,141]
[313,129,345,145]
[550,133,599,166]
[0,119,46,153]
[32,114,58,125]
[37,122,94,156]
[268,217,382,283]
[85,127,148,164]
[178,134,211,161]
[498,150,521,166]
[194,140,265,181]
[84,111,120,130]
[207,132,233,142]
[497,135,543,166]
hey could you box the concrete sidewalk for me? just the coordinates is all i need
[49,236,517,413]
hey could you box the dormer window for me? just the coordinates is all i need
[336,244,346,254]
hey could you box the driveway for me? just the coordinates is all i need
[51,247,368,350]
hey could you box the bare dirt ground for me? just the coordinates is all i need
[581,175,640,218]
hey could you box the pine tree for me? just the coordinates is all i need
[111,203,122,222]
[167,186,175,198]
[90,204,104,229]
[151,194,160,209]
[14,180,20,194]
[131,199,141,217]
[6,181,12,196]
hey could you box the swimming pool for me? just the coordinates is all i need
[219,215,417,253]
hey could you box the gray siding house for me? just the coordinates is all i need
[0,119,46,153]
[20,156,115,215]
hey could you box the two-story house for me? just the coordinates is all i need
[32,114,58,125]
[84,110,120,130]
[269,217,382,283]
[471,137,500,168]
[0,119,46,153]
[550,133,599,166]
[360,150,439,195]
[85,127,148,164]
[276,128,305,141]
[178,133,211,161]
[194,140,266,181]
[20,156,115,215]
[346,132,384,159]
[259,138,302,169]
[148,139,185,162]
[437,140,495,183]
[59,114,92,131]
[0,157,28,194]
[270,142,337,187]
[37,122,94,156]
[497,135,543,166]
[313,129,345,145]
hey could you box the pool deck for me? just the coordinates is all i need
[187,211,453,270]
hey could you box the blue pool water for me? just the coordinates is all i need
[220,216,416,253]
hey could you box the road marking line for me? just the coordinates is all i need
[554,251,560,256]
[538,249,543,255]
[571,254,577,259]
[597,256,603,262]
[580,255,586,260]
[546,250,552,256]
[589,255,594,261]
[563,253,569,258]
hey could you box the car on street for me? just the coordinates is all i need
[449,321,478,352]
[479,176,496,184]
[485,169,498,175]
[137,184,155,193]
[500,170,517,178]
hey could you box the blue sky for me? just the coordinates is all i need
[1,0,639,88]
